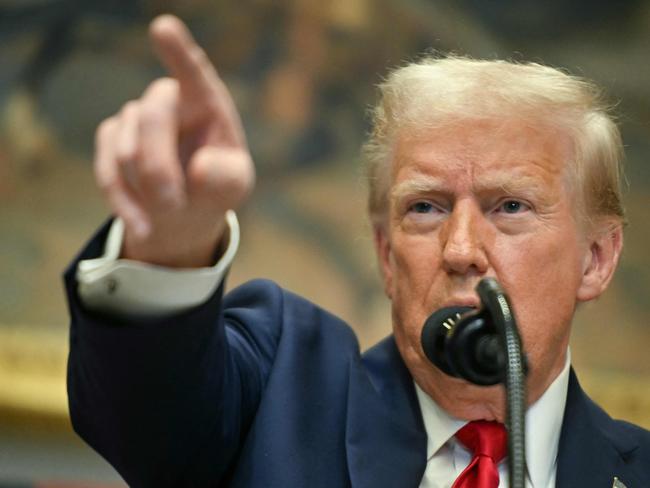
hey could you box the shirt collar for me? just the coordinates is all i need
[415,349,571,488]
[415,381,466,461]
[524,349,570,487]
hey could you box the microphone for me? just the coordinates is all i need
[421,278,529,488]
[420,278,526,386]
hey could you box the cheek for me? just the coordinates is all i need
[390,234,442,302]
[389,234,444,336]
[494,233,583,362]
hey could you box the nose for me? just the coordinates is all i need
[441,200,489,275]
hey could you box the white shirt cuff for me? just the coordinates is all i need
[75,210,239,318]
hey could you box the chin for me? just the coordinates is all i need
[403,343,508,421]
[392,312,510,421]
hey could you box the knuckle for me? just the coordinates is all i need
[231,166,255,201]
[139,106,164,127]
[138,162,174,188]
[95,117,116,143]
[115,146,131,164]
[139,100,175,129]
[95,170,116,194]
[116,147,139,166]
[204,97,226,117]
[197,151,255,207]
[145,77,179,98]
[119,100,139,118]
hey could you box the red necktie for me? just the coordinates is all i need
[452,420,508,488]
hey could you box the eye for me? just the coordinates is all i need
[496,199,529,214]
[409,201,434,213]
[407,200,441,214]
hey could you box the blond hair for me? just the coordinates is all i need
[363,55,625,228]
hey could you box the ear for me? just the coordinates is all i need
[576,222,623,302]
[373,223,394,300]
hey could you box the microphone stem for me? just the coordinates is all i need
[477,280,526,488]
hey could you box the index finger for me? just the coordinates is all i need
[149,15,220,103]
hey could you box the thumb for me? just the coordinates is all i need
[186,145,255,211]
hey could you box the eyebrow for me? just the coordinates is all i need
[390,176,446,201]
[390,172,551,202]
[474,173,549,197]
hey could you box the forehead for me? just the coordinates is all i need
[391,120,574,191]
[384,121,572,202]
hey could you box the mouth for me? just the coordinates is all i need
[438,299,480,310]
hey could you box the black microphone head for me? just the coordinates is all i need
[421,306,472,377]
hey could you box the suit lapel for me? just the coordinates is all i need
[345,344,646,488]
[346,336,427,488]
[556,369,642,488]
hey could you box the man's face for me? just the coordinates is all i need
[375,119,611,421]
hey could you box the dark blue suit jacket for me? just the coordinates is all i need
[65,225,650,487]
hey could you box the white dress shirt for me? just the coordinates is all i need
[76,210,240,317]
[76,213,570,487]
[416,352,570,488]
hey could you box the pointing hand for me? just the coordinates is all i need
[94,15,254,267]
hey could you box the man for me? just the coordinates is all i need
[66,14,650,488]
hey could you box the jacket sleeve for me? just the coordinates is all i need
[65,222,284,487]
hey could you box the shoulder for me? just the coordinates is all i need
[598,408,650,458]
[579,376,650,472]
[601,411,650,480]
[579,385,650,450]
[558,370,650,485]
[612,419,650,450]
[223,278,360,358]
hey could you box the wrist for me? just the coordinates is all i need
[121,217,228,268]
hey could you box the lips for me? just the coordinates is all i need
[438,299,480,310]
